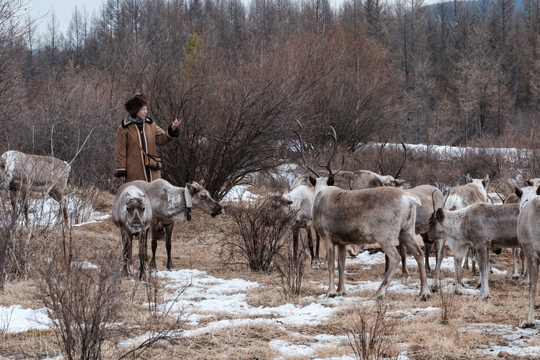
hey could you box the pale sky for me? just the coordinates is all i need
[26,0,106,37]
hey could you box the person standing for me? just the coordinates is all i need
[115,93,181,183]
[115,93,181,241]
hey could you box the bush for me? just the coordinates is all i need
[223,196,296,272]
[36,247,124,360]
[345,300,396,360]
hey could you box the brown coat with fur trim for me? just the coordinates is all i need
[115,117,178,182]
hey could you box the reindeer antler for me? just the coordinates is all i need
[315,126,344,177]
[378,142,407,179]
[293,120,320,177]
[394,142,407,179]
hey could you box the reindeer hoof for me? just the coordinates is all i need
[420,292,431,301]
[311,261,320,270]
[511,274,520,280]
[401,272,410,279]
[327,292,338,298]
[519,320,536,329]
[431,285,440,293]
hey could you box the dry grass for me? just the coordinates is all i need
[0,193,539,359]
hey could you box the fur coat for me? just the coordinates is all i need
[115,117,179,182]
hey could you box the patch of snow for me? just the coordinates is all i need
[0,305,50,333]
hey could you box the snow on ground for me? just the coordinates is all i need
[4,247,538,359]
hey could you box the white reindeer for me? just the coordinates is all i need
[0,150,70,226]
[431,174,490,292]
[515,185,540,327]
[428,202,519,298]
[112,184,153,280]
[124,179,223,271]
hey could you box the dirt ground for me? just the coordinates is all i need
[1,192,540,360]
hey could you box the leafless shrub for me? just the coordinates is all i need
[118,272,186,359]
[439,284,457,325]
[36,246,124,360]
[66,185,102,225]
[345,300,396,360]
[222,197,295,272]
[273,230,307,298]
[0,188,63,289]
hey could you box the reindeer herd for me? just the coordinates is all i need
[3,137,540,328]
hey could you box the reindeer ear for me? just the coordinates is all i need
[435,208,445,222]
[526,179,534,186]
[309,176,316,187]
[536,186,540,196]
[466,173,472,183]
[483,175,490,186]
[394,178,405,186]
[186,183,198,194]
[515,187,523,199]
[327,176,335,186]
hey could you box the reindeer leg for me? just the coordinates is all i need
[336,244,347,295]
[138,230,148,281]
[165,223,175,270]
[325,238,337,297]
[400,242,409,278]
[463,246,470,270]
[306,227,319,269]
[315,231,321,267]
[401,230,430,301]
[121,229,132,277]
[521,255,539,328]
[511,248,520,279]
[149,225,158,270]
[432,238,446,292]
[454,255,466,295]
[422,233,432,275]
[377,239,400,300]
[292,227,299,263]
[476,245,490,300]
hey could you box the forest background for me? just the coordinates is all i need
[3,0,540,198]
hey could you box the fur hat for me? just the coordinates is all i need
[125,94,149,117]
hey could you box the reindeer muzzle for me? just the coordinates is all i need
[211,206,223,217]
[130,222,142,235]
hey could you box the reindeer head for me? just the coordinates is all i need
[515,185,540,212]
[427,207,446,241]
[124,191,150,235]
[186,181,223,217]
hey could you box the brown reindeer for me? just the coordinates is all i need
[297,126,430,300]
[112,184,153,280]
[125,179,222,271]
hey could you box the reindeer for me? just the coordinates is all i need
[296,126,430,300]
[428,202,519,299]
[515,185,540,328]
[400,185,444,276]
[124,179,222,271]
[291,142,408,263]
[0,150,70,225]
[112,184,153,280]
[430,173,491,292]
[503,192,524,279]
